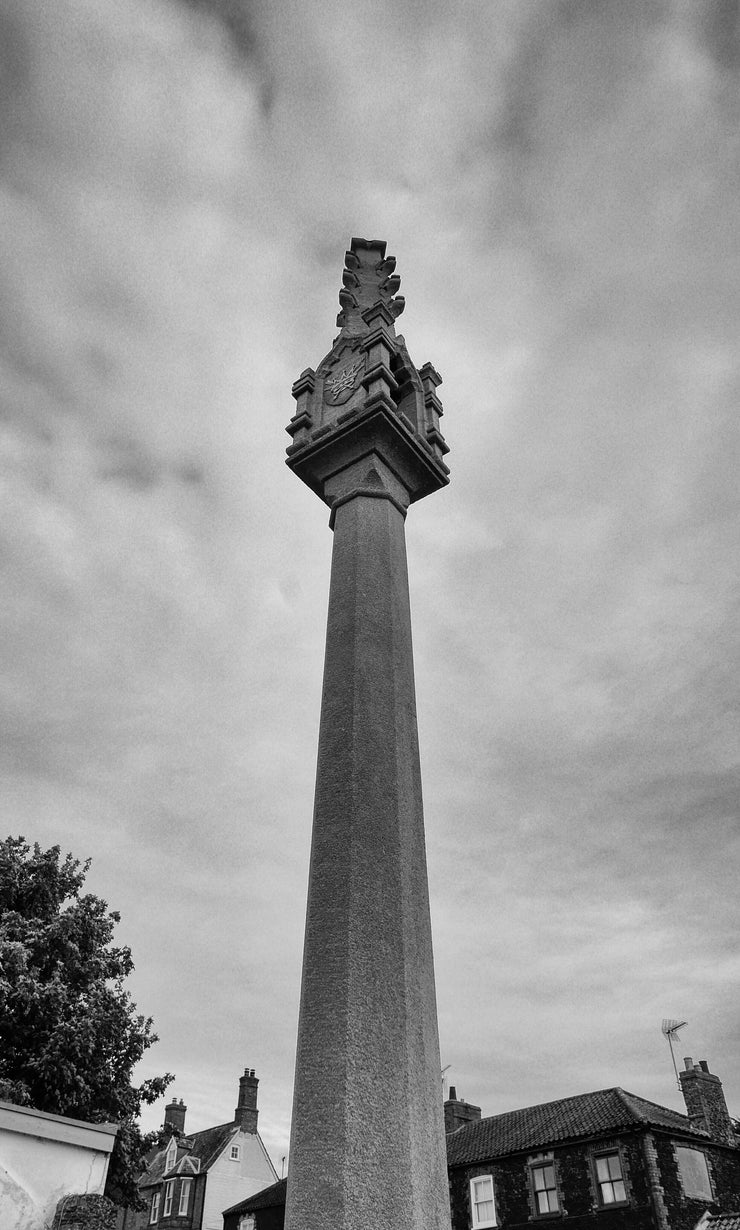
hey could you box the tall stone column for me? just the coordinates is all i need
[284,239,451,1230]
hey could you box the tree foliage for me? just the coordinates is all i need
[0,836,173,1204]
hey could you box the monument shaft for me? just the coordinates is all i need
[284,239,451,1230]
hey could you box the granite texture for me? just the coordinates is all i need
[284,482,450,1230]
[285,239,450,1230]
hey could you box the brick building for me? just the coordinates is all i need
[446,1057,740,1230]
[214,1057,739,1230]
[119,1069,277,1230]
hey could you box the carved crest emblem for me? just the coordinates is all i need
[324,354,364,406]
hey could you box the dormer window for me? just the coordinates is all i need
[164,1136,177,1174]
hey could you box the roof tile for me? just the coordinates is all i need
[140,1123,237,1189]
[446,1088,707,1167]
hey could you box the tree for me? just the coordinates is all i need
[0,836,173,1204]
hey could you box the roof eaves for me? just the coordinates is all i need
[254,1130,280,1183]
[616,1089,710,1138]
[445,1087,707,1167]
[447,1124,644,1168]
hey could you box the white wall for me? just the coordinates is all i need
[202,1129,278,1230]
[0,1100,117,1230]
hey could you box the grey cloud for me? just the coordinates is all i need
[178,0,262,57]
[95,435,206,491]
[97,437,162,490]
[2,0,738,1152]
[177,0,276,113]
[0,7,29,133]
[700,0,740,71]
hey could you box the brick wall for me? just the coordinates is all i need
[450,1131,740,1230]
[680,1062,735,1146]
[653,1133,740,1230]
[449,1133,656,1230]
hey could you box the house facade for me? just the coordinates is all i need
[120,1069,277,1230]
[221,1058,739,1230]
[446,1058,740,1230]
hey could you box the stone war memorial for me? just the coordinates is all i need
[284,238,452,1230]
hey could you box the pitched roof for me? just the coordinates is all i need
[446,1088,708,1167]
[705,1218,740,1230]
[140,1122,237,1187]
[224,1177,288,1216]
[188,1122,238,1168]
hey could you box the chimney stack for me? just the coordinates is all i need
[680,1057,734,1145]
[164,1097,187,1135]
[234,1067,259,1133]
[444,1087,482,1134]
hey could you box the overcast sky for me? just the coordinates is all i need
[2,0,739,1167]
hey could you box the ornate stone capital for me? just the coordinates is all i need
[286,238,449,512]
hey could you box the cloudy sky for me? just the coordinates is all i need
[2,0,739,1166]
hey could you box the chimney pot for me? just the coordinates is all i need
[679,1056,733,1144]
[164,1097,187,1135]
[684,1057,693,1070]
[443,1092,481,1134]
[235,1067,260,1133]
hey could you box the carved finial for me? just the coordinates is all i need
[286,236,449,506]
[336,238,406,333]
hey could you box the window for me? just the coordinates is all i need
[676,1147,713,1200]
[178,1179,192,1215]
[163,1180,174,1217]
[595,1153,626,1204]
[230,1143,241,1161]
[470,1175,496,1228]
[164,1137,177,1174]
[532,1163,560,1214]
[150,1192,160,1224]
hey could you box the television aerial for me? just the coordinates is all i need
[661,1018,687,1090]
[441,1064,452,1100]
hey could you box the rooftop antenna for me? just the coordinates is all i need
[661,1019,687,1091]
[441,1064,452,1100]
